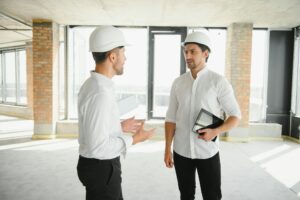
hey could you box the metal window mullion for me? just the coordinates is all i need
[15,50,20,105]
[66,26,75,120]
[64,26,69,120]
[2,53,6,102]
[148,29,154,119]
[0,53,3,102]
[291,34,300,116]
[261,30,270,122]
[296,38,300,115]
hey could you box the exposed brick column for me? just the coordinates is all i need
[32,20,59,139]
[225,23,253,141]
[225,23,252,127]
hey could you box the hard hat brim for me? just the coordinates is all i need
[181,42,211,52]
[90,42,130,52]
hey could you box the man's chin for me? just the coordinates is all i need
[187,65,194,69]
[117,71,124,75]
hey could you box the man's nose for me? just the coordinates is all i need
[185,52,191,59]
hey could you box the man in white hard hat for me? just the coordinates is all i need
[164,31,241,200]
[77,26,155,200]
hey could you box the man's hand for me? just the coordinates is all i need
[132,122,155,144]
[197,116,240,141]
[197,128,219,141]
[121,117,144,133]
[164,150,174,168]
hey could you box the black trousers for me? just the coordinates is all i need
[77,155,123,200]
[173,151,222,200]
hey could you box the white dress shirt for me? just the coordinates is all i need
[165,67,241,159]
[78,71,133,160]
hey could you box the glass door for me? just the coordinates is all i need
[148,27,186,119]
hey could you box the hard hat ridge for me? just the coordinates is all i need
[89,26,129,52]
[183,31,212,52]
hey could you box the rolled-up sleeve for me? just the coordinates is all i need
[217,78,241,119]
[165,80,178,123]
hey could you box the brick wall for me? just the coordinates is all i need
[32,20,59,137]
[226,23,253,126]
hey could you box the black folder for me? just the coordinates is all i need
[192,108,224,142]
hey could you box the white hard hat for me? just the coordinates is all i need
[89,26,129,52]
[183,32,212,51]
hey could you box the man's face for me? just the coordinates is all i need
[113,48,126,75]
[183,43,208,70]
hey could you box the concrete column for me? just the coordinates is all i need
[32,20,59,139]
[225,23,253,139]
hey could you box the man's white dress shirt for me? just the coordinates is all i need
[78,72,133,160]
[165,67,241,159]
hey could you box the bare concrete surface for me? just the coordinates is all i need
[0,115,299,200]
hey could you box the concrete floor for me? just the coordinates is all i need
[0,115,300,200]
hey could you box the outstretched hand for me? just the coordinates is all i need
[132,122,155,144]
[121,117,144,133]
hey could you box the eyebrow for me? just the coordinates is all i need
[184,48,199,51]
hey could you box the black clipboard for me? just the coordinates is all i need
[192,108,224,142]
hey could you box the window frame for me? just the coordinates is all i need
[148,26,187,119]
[291,27,300,117]
[249,29,269,122]
[0,46,27,106]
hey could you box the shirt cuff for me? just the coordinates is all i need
[228,110,242,119]
[165,117,176,123]
[120,134,133,158]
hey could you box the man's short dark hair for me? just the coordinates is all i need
[92,46,124,64]
[92,52,107,64]
[184,42,210,62]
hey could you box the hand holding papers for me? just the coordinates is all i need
[192,109,224,142]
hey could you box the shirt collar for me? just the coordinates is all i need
[90,71,114,87]
[189,65,208,80]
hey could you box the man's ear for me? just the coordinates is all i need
[107,51,117,63]
[204,50,209,58]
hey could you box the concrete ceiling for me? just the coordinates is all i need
[0,0,300,47]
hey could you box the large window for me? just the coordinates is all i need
[152,34,181,118]
[66,27,226,120]
[114,28,148,119]
[250,30,268,122]
[148,27,186,119]
[4,52,16,103]
[0,48,27,105]
[58,26,66,120]
[68,27,147,119]
[68,27,94,119]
